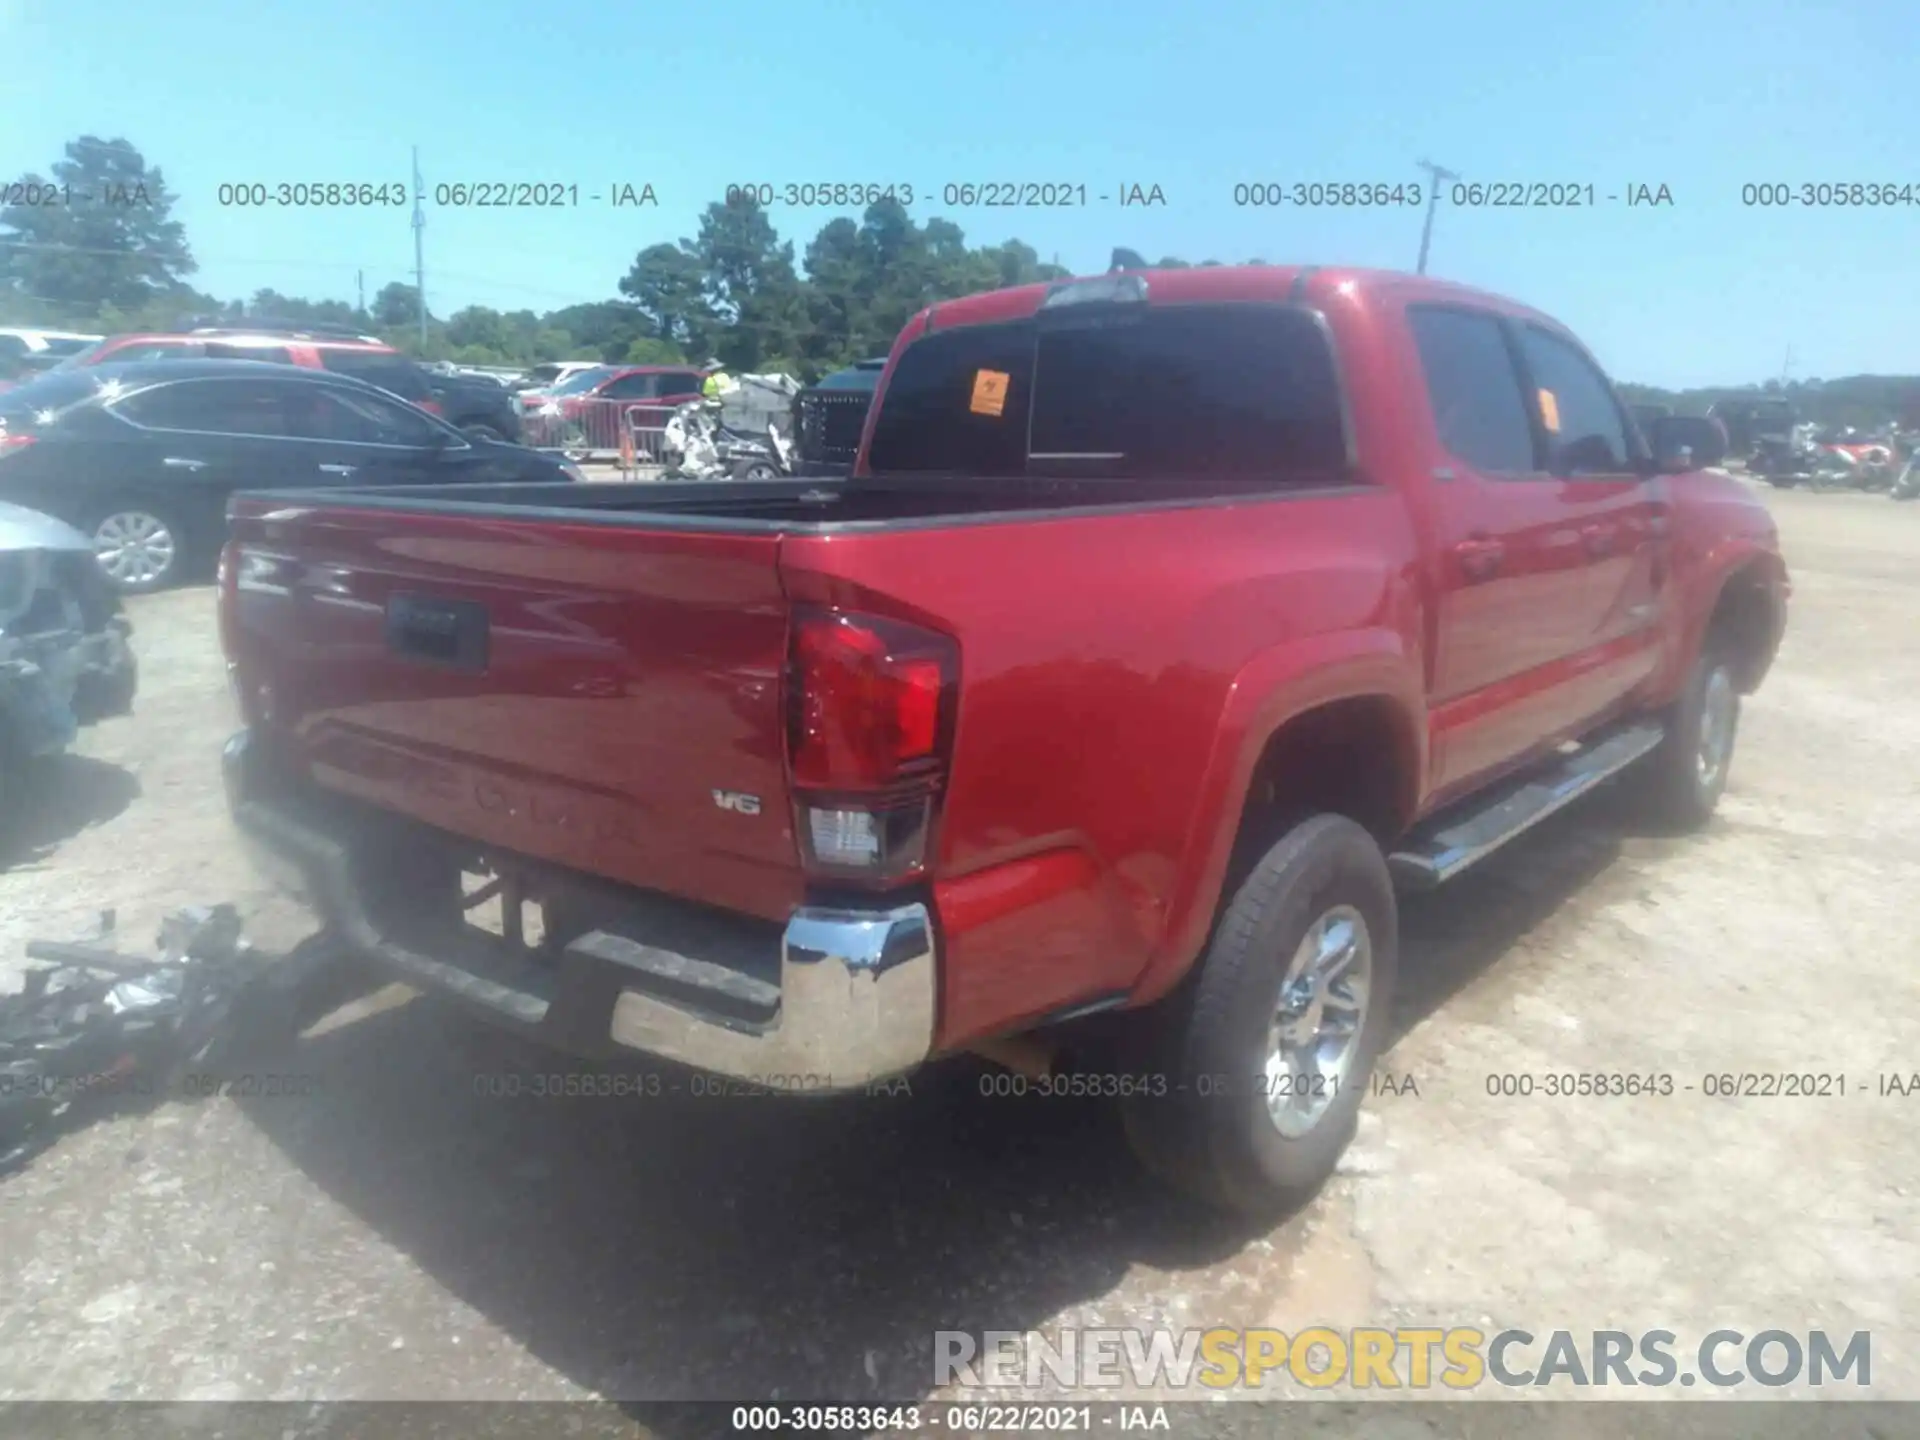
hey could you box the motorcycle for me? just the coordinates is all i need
[1892,456,1920,502]
[660,398,793,481]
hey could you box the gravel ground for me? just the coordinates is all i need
[0,486,1915,1432]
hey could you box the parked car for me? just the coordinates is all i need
[0,500,137,814]
[511,361,608,397]
[0,329,102,364]
[421,369,522,444]
[49,326,518,444]
[517,364,707,453]
[793,358,886,477]
[217,264,1788,1217]
[1707,398,1795,459]
[0,331,102,395]
[0,361,585,593]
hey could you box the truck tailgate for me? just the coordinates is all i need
[223,504,802,921]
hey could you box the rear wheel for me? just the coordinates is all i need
[1120,814,1397,1217]
[732,459,780,480]
[87,497,190,593]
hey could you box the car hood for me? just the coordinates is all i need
[0,500,92,554]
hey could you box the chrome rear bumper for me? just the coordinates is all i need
[222,728,937,1090]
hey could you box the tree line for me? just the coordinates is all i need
[3,135,1915,421]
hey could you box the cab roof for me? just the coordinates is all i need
[921,264,1568,336]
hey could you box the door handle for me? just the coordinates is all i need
[317,463,358,477]
[1455,536,1506,581]
[162,457,206,471]
[1581,522,1618,556]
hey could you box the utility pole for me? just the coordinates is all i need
[1780,343,1795,385]
[356,269,365,317]
[411,145,427,346]
[1415,158,1460,275]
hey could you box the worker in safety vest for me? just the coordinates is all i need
[701,364,738,402]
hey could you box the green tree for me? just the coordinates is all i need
[372,280,422,329]
[0,137,195,319]
[619,241,714,357]
[686,194,806,370]
[623,336,687,364]
[545,300,651,362]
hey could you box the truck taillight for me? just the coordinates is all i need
[786,608,958,884]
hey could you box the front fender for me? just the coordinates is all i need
[1129,626,1426,1006]
[1651,535,1790,704]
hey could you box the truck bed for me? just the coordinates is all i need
[237,472,1328,533]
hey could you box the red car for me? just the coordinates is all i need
[516,363,707,447]
[220,264,1788,1216]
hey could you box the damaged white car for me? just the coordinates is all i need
[0,502,138,803]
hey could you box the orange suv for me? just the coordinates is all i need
[56,323,444,416]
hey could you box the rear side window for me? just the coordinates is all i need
[598,373,655,400]
[816,365,883,391]
[552,368,611,395]
[656,372,701,399]
[1406,307,1538,474]
[0,371,104,418]
[290,385,442,446]
[867,305,1348,479]
[204,343,292,365]
[1515,326,1632,475]
[113,378,296,434]
[866,322,1035,475]
[318,350,431,402]
[104,341,200,363]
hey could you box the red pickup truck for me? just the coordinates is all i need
[218,265,1788,1215]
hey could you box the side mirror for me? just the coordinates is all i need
[1649,415,1726,472]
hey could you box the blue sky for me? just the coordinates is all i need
[4,0,1914,388]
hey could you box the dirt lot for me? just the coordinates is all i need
[0,487,1915,1425]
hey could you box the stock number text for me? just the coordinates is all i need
[1741,182,1920,208]
[1234,181,1424,207]
[727,182,915,207]
[217,182,410,208]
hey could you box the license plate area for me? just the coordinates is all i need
[462,866,550,953]
[386,592,489,673]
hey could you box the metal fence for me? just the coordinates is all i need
[519,397,675,467]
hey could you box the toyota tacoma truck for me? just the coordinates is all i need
[218,265,1788,1215]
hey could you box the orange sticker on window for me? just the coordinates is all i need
[970,368,1010,417]
[1538,388,1562,433]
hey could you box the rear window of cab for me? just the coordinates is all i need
[865,303,1348,480]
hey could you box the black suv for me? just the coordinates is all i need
[0,361,580,592]
[793,358,886,476]
[191,327,525,445]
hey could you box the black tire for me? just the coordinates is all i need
[1120,814,1398,1217]
[461,423,505,443]
[83,494,192,594]
[1637,644,1740,828]
[731,459,780,480]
